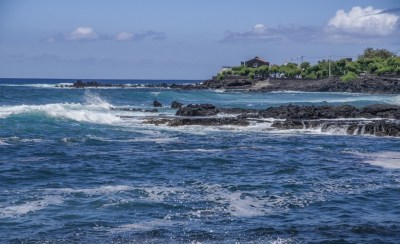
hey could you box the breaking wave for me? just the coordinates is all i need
[0,196,63,218]
[353,151,400,169]
[0,92,119,124]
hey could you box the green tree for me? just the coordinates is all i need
[332,59,347,76]
[304,72,317,79]
[270,65,280,78]
[257,65,270,78]
[359,47,395,59]
[340,71,358,82]
[345,61,360,74]
[300,62,311,71]
[217,74,225,81]
[387,57,400,72]
[248,72,255,80]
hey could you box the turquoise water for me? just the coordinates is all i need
[0,79,400,243]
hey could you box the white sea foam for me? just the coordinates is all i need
[0,83,73,88]
[269,237,294,244]
[0,196,63,218]
[17,157,47,162]
[150,91,160,96]
[0,103,120,124]
[224,192,268,217]
[0,92,121,124]
[85,134,179,144]
[140,186,187,202]
[83,90,112,109]
[354,151,400,169]
[192,184,275,217]
[0,137,52,145]
[0,139,9,145]
[106,219,174,233]
[168,148,223,153]
[49,185,132,195]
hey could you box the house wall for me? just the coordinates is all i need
[244,59,269,68]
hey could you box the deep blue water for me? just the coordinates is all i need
[0,79,400,243]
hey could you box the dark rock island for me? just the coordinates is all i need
[141,103,400,137]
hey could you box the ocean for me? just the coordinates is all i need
[0,78,399,243]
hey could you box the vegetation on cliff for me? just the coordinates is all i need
[219,48,400,81]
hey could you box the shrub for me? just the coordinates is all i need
[304,73,317,79]
[248,72,255,80]
[340,71,358,82]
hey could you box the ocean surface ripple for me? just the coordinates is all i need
[0,79,399,243]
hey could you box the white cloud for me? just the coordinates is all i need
[115,32,135,41]
[253,24,266,32]
[326,6,399,36]
[67,26,100,41]
[222,6,400,44]
[222,24,319,43]
[46,26,102,42]
[46,27,166,43]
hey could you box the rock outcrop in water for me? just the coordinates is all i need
[110,107,158,113]
[176,104,219,116]
[171,101,184,109]
[143,117,249,126]
[253,104,400,120]
[153,100,162,107]
[141,103,400,137]
[271,119,400,136]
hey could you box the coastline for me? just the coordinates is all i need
[66,76,400,94]
[54,77,400,137]
[199,75,400,94]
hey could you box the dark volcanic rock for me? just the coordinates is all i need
[111,107,158,113]
[169,117,249,126]
[176,104,219,116]
[199,78,254,89]
[258,104,359,120]
[272,119,400,137]
[220,108,258,115]
[143,117,249,126]
[256,104,400,120]
[259,76,400,94]
[226,80,253,87]
[136,102,400,137]
[71,80,113,88]
[360,104,400,119]
[171,101,184,109]
[153,100,163,107]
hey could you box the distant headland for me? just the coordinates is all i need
[65,48,400,94]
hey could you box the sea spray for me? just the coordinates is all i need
[0,102,120,125]
[83,90,112,109]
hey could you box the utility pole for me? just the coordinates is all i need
[329,59,331,77]
[327,55,332,77]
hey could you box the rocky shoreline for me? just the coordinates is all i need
[198,76,400,94]
[66,75,400,94]
[139,102,400,137]
[63,78,400,136]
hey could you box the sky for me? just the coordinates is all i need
[0,0,399,80]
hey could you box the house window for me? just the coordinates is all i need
[253,63,258,68]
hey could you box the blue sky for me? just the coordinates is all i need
[0,0,399,79]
